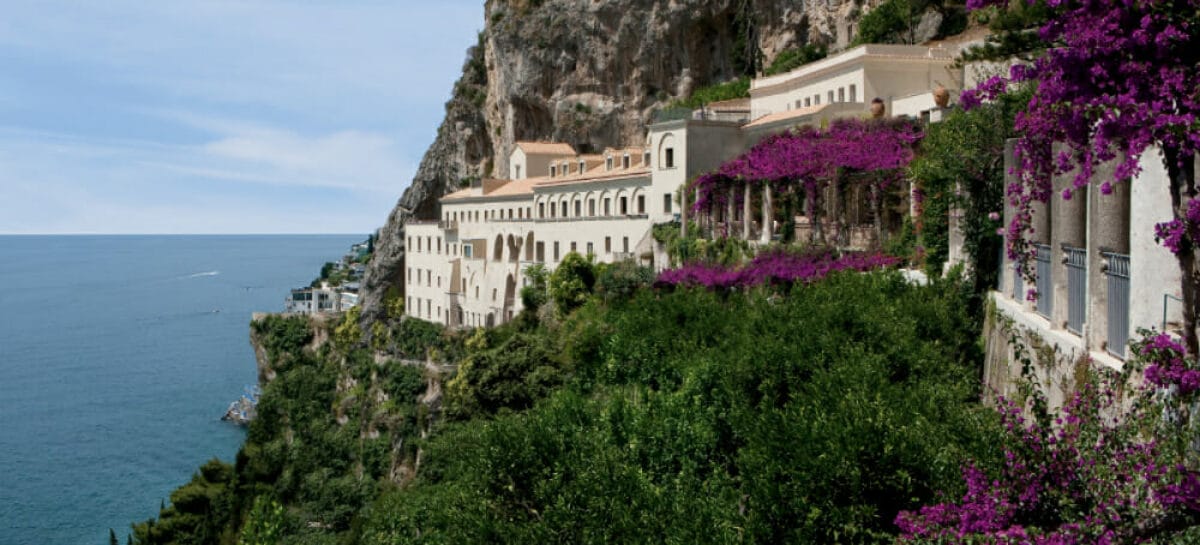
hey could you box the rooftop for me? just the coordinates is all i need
[514,141,577,156]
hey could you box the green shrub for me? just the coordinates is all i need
[548,252,597,315]
[764,44,828,76]
[594,260,654,303]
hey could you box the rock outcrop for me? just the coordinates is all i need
[359,0,871,326]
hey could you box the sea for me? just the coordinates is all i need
[0,235,362,545]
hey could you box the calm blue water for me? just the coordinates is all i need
[0,235,361,545]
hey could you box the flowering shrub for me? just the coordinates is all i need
[655,250,900,291]
[896,331,1200,543]
[961,0,1200,351]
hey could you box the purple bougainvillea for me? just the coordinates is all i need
[896,331,1200,543]
[655,250,900,291]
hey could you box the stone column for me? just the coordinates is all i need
[727,186,736,239]
[1050,153,1087,331]
[681,188,689,238]
[1087,157,1130,354]
[1001,139,1018,298]
[760,184,773,244]
[743,183,753,240]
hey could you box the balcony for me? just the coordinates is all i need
[1034,243,1053,319]
[1063,245,1086,335]
[1103,252,1130,359]
[439,219,458,231]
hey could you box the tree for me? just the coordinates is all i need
[962,0,1200,353]
[548,252,597,315]
[109,528,119,545]
[910,86,1032,296]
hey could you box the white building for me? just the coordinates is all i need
[405,44,971,328]
[987,142,1183,398]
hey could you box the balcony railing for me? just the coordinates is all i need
[439,220,458,231]
[1034,243,1053,319]
[1104,252,1130,359]
[1063,245,1086,334]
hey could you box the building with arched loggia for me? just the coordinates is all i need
[404,43,973,328]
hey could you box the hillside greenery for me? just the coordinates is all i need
[130,264,1016,544]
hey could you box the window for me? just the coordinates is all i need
[605,236,612,253]
[849,84,857,102]
[515,164,522,178]
[550,165,557,177]
[606,156,613,170]
[574,201,582,216]
[814,94,821,105]
[464,244,472,258]
[622,154,630,169]
[804,97,811,107]
[587,242,594,254]
[619,197,628,215]
[637,195,645,214]
[578,160,586,173]
[553,241,560,261]
[604,198,611,215]
[828,90,834,104]
[663,193,672,213]
[664,148,675,168]
[437,276,441,288]
[795,100,802,109]
[561,202,568,217]
[622,236,629,252]
[570,241,577,252]
[492,288,497,301]
[838,87,845,102]
[589,199,596,216]
[539,203,545,218]
[643,151,650,166]
[427,269,431,287]
[437,238,442,253]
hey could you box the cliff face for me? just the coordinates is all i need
[360,0,863,324]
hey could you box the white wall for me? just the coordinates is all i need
[1130,149,1184,333]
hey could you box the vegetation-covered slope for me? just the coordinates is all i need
[132,268,1011,544]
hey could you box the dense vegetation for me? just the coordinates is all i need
[130,262,1014,544]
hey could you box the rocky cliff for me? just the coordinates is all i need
[360,0,869,325]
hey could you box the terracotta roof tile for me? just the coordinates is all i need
[515,141,577,156]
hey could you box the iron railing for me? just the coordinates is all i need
[1064,245,1087,335]
[1104,252,1130,359]
[1034,243,1053,318]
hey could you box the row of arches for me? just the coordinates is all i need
[532,187,647,220]
[486,231,538,263]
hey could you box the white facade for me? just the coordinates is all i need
[404,42,979,328]
[749,44,962,120]
[992,143,1183,370]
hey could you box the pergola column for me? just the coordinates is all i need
[760,184,773,244]
[743,183,752,240]
[681,188,689,238]
[726,186,736,238]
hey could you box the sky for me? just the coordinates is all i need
[0,1,484,234]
